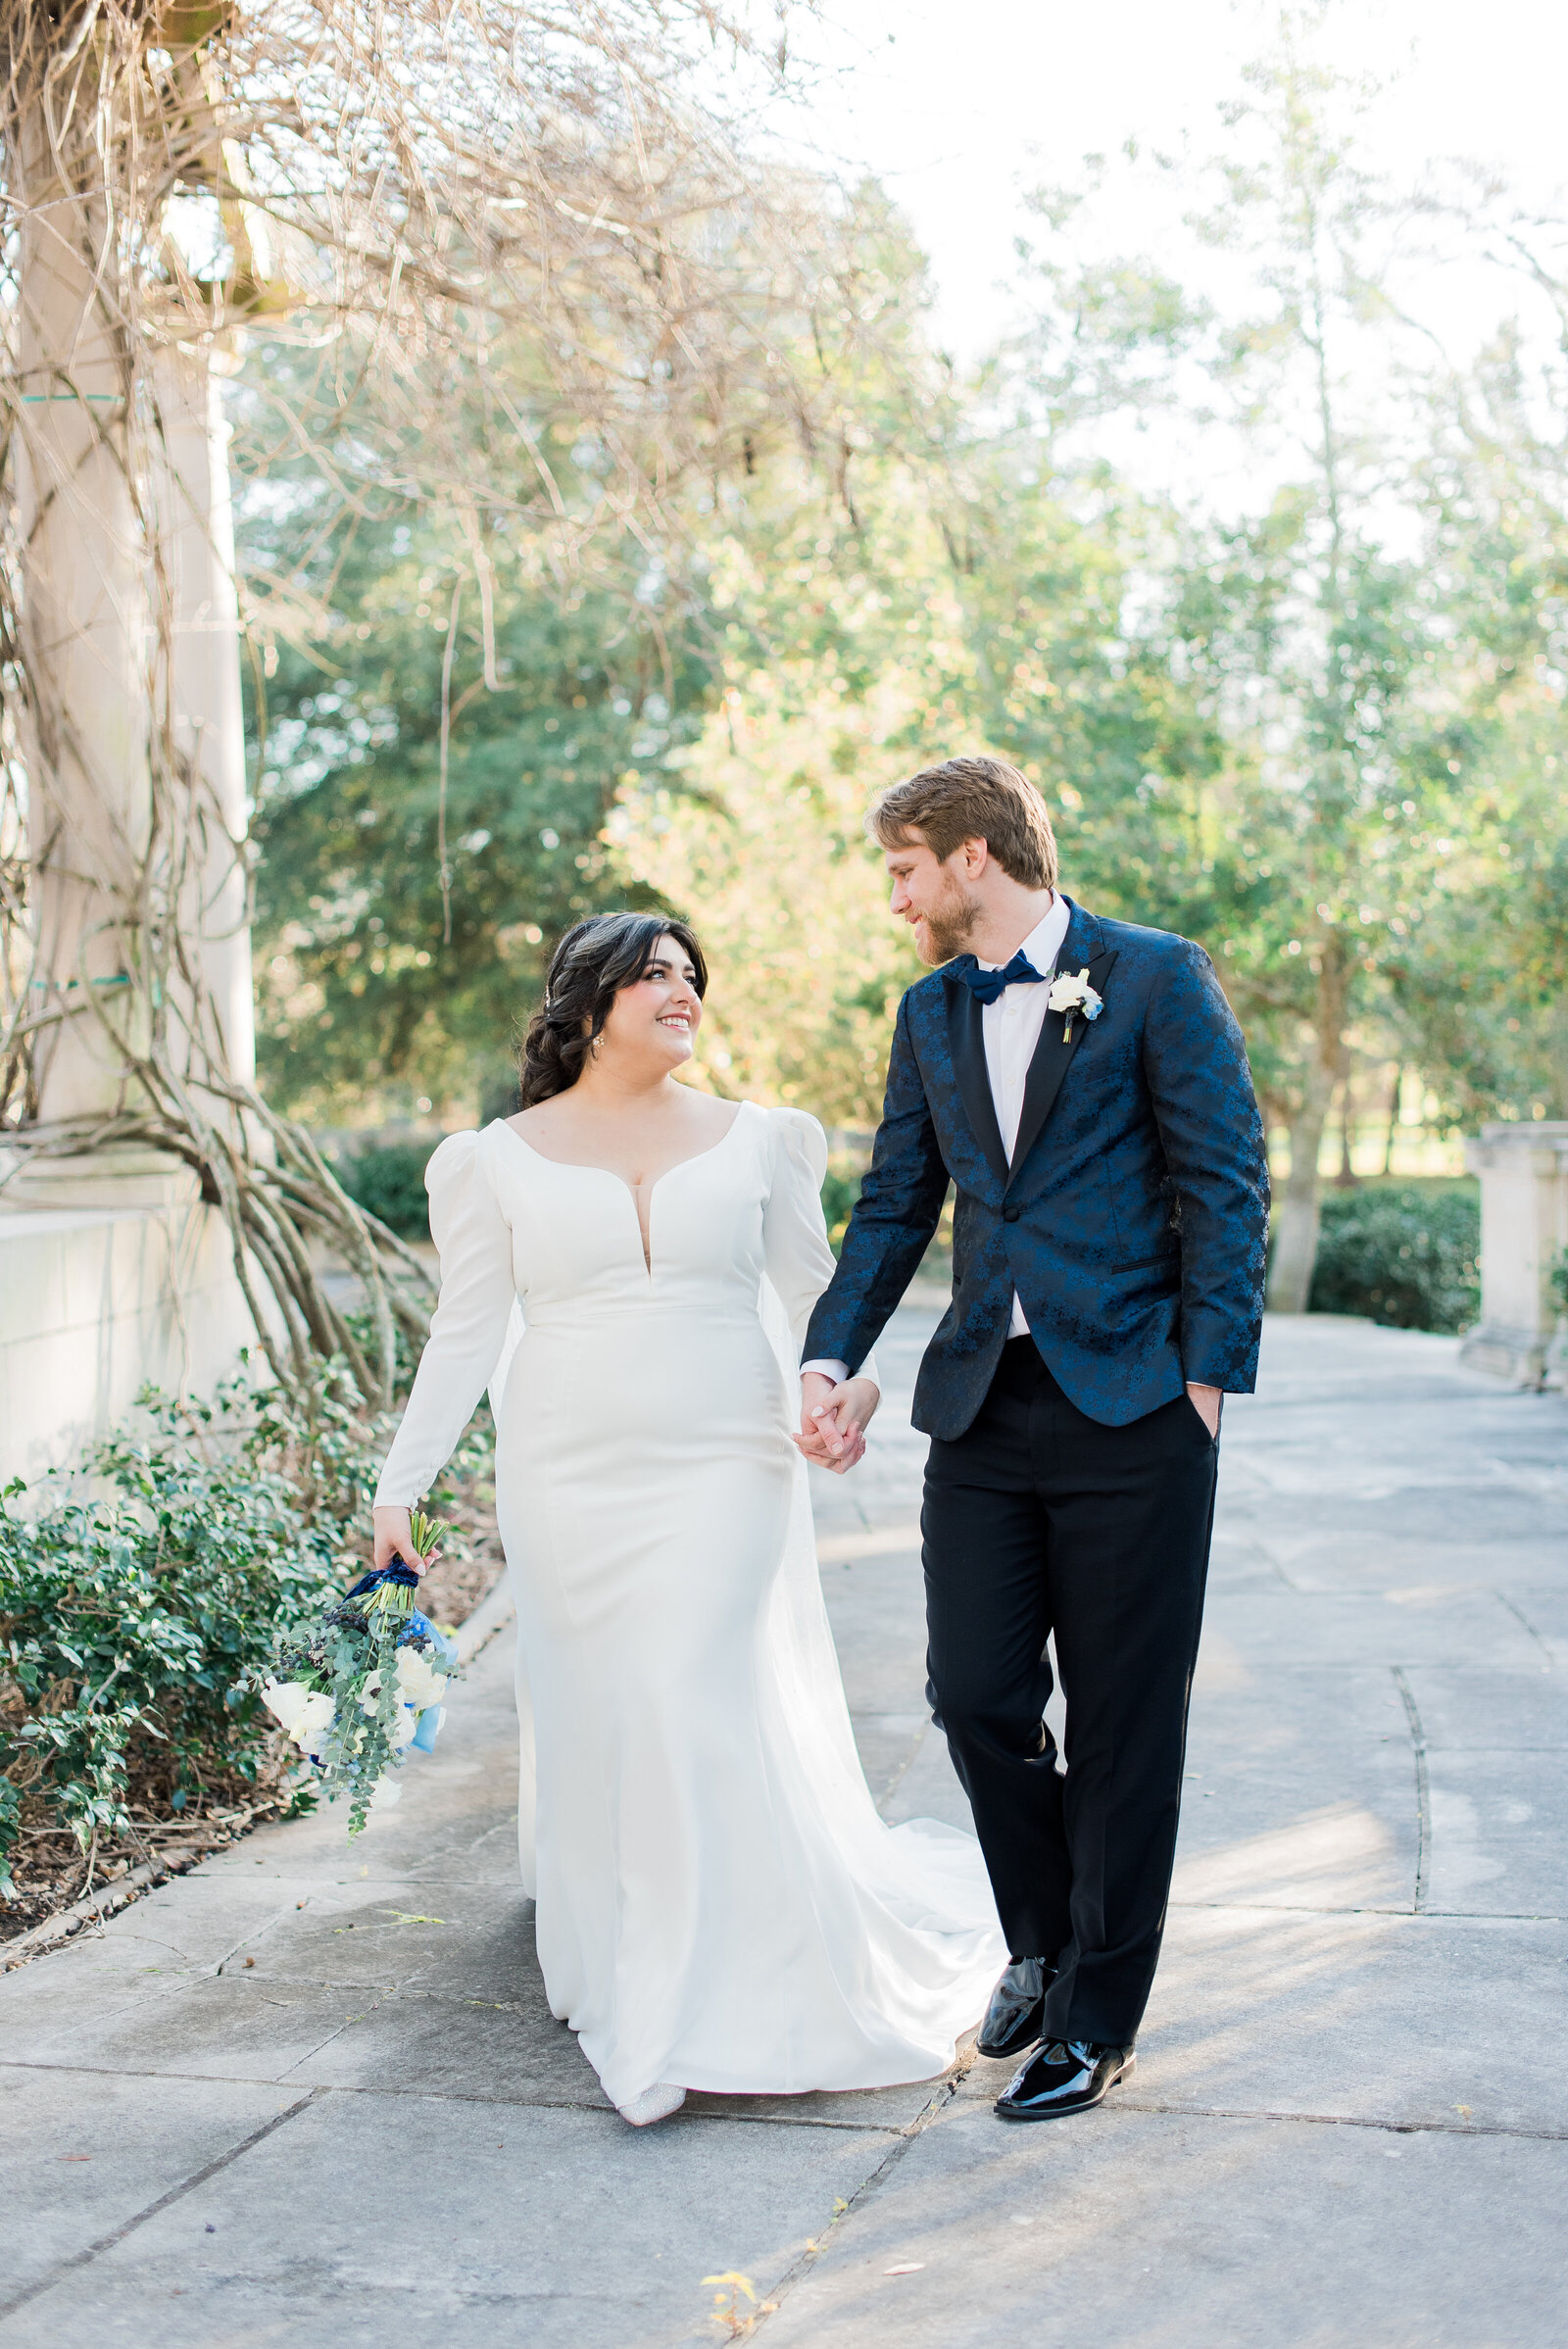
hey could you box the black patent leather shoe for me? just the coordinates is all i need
[976,1957,1055,2060]
[995,2037,1136,2121]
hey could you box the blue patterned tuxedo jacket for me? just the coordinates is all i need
[803,897,1270,1437]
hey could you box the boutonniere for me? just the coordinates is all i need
[1047,967,1103,1044]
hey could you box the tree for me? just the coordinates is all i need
[0,0,837,1400]
[1381,358,1568,1123]
[1005,12,1497,1306]
[612,680,923,1125]
[0,0,425,1410]
[242,173,956,1120]
[245,493,713,1122]
[610,240,1208,1125]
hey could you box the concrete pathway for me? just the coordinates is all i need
[2,1306,1564,2345]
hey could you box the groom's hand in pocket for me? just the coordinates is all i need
[795,1373,879,1475]
[1185,1382,1222,1439]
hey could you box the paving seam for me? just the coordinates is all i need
[2,1846,243,1973]
[0,2060,908,2129]
[748,2068,975,2335]
[1164,1900,1566,1920]
[0,2088,321,2328]
[264,1993,385,2082]
[1391,1667,1430,1911]
[12,2056,1560,2144]
[874,1720,930,1809]
[1494,1591,1557,1663]
[1194,1592,1542,1606]
[1112,2099,1568,2142]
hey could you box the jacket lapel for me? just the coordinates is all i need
[1006,900,1117,1187]
[943,973,1009,1187]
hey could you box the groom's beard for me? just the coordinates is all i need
[915,877,984,965]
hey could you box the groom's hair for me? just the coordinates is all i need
[868,756,1058,891]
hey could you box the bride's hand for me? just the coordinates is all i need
[794,1374,879,1476]
[371,1504,438,1579]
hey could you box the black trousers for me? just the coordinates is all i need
[922,1338,1218,2047]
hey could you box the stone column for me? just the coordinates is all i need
[154,344,258,1091]
[15,88,152,1121]
[1460,1123,1568,1388]
[4,116,260,1470]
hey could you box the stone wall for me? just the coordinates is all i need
[0,1150,256,1488]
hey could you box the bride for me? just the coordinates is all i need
[371,910,1004,2125]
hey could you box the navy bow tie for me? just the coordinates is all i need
[951,950,1048,1008]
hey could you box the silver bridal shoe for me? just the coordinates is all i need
[616,2082,687,2128]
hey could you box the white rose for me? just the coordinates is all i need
[1046,967,1094,1011]
[1046,968,1103,1026]
[387,1707,417,1752]
[396,1648,448,1712]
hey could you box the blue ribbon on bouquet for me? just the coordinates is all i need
[344,1561,418,1597]
[342,1561,460,1670]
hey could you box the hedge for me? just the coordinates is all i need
[336,1140,439,1241]
[0,1346,492,1933]
[1306,1180,1480,1334]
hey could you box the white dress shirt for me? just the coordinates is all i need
[805,892,1069,1381]
[978,898,1070,1337]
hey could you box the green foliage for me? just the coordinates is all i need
[297,1596,407,1839]
[820,1163,864,1255]
[240,388,718,1122]
[1550,1248,1568,1322]
[0,1359,488,1893]
[336,1140,438,1242]
[236,53,1568,1235]
[0,1372,352,1888]
[1379,638,1568,1126]
[998,52,1568,1282]
[1306,1182,1481,1335]
[263,1532,451,1837]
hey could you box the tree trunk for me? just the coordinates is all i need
[1383,1064,1401,1177]
[1266,1059,1335,1312]
[1267,939,1351,1313]
[16,67,153,1123]
[1335,1073,1358,1187]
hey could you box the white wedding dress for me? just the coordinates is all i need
[373,1100,1004,2110]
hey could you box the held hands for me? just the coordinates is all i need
[794,1372,880,1475]
[370,1504,443,1580]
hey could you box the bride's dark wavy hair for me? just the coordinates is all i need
[518,911,709,1106]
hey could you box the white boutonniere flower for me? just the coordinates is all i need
[1046,967,1103,1042]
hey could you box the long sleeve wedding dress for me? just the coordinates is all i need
[373,1099,1004,2111]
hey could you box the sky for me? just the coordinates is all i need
[767,0,1568,365]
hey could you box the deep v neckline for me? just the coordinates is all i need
[495,1102,750,1275]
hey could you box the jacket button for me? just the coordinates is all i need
[1002,1202,1020,1223]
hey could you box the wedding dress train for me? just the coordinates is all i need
[373,1099,1004,2111]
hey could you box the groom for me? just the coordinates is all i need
[798,755,1269,2122]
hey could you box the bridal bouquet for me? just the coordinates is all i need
[258,1510,459,1835]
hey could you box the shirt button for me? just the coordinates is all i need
[1003,1203,1020,1223]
